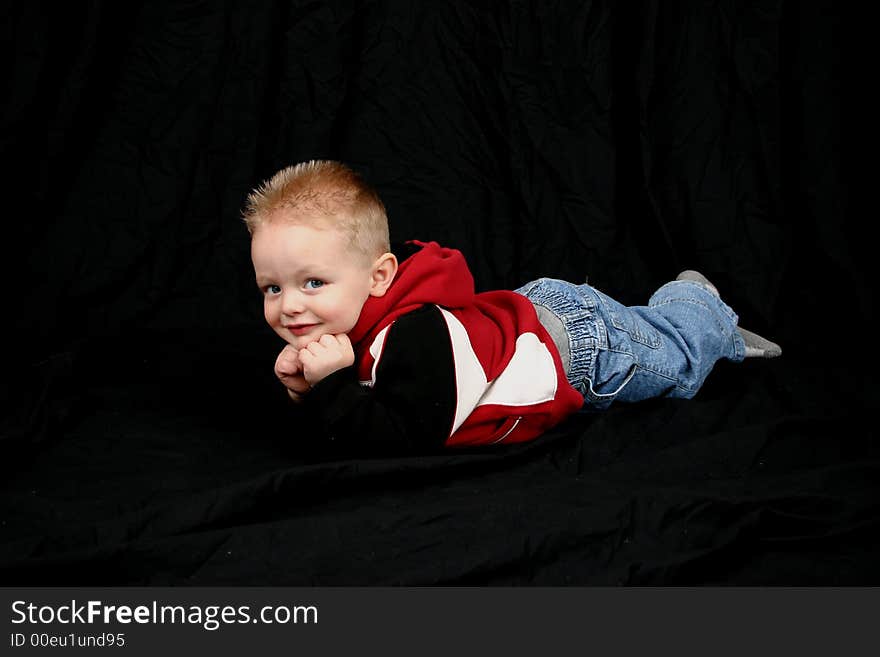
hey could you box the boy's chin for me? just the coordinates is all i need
[287,335,316,349]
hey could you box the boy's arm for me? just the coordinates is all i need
[304,305,457,453]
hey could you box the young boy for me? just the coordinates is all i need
[245,160,780,452]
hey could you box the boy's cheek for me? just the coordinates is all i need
[264,300,282,329]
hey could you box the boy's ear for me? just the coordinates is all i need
[369,252,398,297]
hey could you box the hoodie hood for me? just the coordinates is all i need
[348,241,474,349]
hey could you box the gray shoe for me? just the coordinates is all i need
[676,270,719,296]
[675,271,781,358]
[737,327,782,358]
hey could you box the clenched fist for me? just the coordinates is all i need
[274,344,312,402]
[299,333,355,385]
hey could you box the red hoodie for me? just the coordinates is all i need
[325,241,583,448]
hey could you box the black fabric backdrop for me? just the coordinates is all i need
[2,1,876,584]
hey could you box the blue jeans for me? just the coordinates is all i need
[515,278,746,409]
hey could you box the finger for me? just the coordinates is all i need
[276,349,298,365]
[275,351,301,375]
[275,357,297,376]
[299,347,324,368]
[288,376,311,394]
[304,341,326,356]
[286,347,303,370]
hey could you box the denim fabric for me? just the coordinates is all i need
[515,278,746,409]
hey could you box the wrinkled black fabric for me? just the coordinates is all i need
[2,1,875,584]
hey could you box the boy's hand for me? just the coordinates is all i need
[299,334,355,386]
[274,344,312,402]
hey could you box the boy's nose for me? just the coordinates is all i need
[281,292,306,316]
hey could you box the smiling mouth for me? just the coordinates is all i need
[285,323,319,336]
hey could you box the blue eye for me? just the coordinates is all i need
[267,285,281,295]
[305,279,325,290]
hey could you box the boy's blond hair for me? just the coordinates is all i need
[242,160,389,260]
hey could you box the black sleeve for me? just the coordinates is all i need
[305,304,457,454]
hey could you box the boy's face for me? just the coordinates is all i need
[251,220,382,350]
